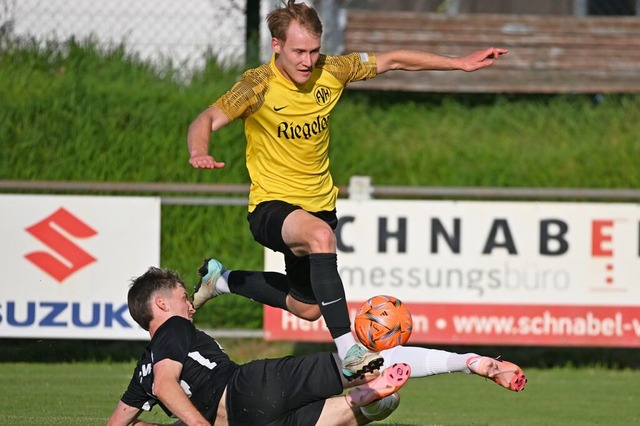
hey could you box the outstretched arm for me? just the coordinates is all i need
[187,106,230,169]
[375,47,508,74]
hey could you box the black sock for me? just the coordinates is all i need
[227,271,289,310]
[309,253,351,339]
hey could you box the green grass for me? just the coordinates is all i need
[0,362,637,425]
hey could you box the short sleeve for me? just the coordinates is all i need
[151,316,194,365]
[120,361,157,411]
[212,63,272,120]
[320,52,378,86]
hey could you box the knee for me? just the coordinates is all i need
[307,225,336,253]
[298,309,322,322]
[288,300,322,321]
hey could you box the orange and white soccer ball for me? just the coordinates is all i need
[354,295,413,351]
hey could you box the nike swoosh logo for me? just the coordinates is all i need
[321,298,343,307]
[273,105,288,111]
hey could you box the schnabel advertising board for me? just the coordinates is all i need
[0,195,159,339]
[264,199,640,347]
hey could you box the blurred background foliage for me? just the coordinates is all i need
[2,37,639,340]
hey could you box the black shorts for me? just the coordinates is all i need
[225,352,343,426]
[247,201,338,304]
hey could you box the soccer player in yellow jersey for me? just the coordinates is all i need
[187,0,508,380]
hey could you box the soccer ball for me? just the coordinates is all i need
[354,295,413,351]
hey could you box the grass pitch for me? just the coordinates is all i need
[0,362,637,425]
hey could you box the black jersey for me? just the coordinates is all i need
[120,316,240,420]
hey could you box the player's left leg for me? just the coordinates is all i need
[192,257,291,311]
[380,346,527,392]
[192,258,227,309]
[466,356,527,392]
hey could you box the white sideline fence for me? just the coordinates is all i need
[1,179,640,203]
[1,0,246,71]
[4,0,637,77]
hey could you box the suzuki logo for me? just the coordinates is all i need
[25,207,97,282]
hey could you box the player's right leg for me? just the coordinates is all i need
[345,363,411,407]
[312,393,400,426]
[282,210,384,380]
[286,251,383,380]
[359,392,400,421]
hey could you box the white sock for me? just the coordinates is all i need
[379,346,477,376]
[335,333,358,360]
[214,270,231,294]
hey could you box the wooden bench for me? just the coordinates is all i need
[343,11,640,93]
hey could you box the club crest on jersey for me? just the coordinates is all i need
[314,85,331,106]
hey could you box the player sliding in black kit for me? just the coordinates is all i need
[107,267,526,426]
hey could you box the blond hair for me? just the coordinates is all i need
[267,0,323,41]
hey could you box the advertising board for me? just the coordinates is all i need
[264,199,640,347]
[0,195,159,339]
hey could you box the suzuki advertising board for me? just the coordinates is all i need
[0,194,159,339]
[264,199,640,347]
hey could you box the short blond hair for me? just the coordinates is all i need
[267,0,323,41]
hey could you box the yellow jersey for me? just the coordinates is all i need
[213,52,378,212]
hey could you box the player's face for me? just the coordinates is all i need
[273,21,321,85]
[168,285,196,321]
